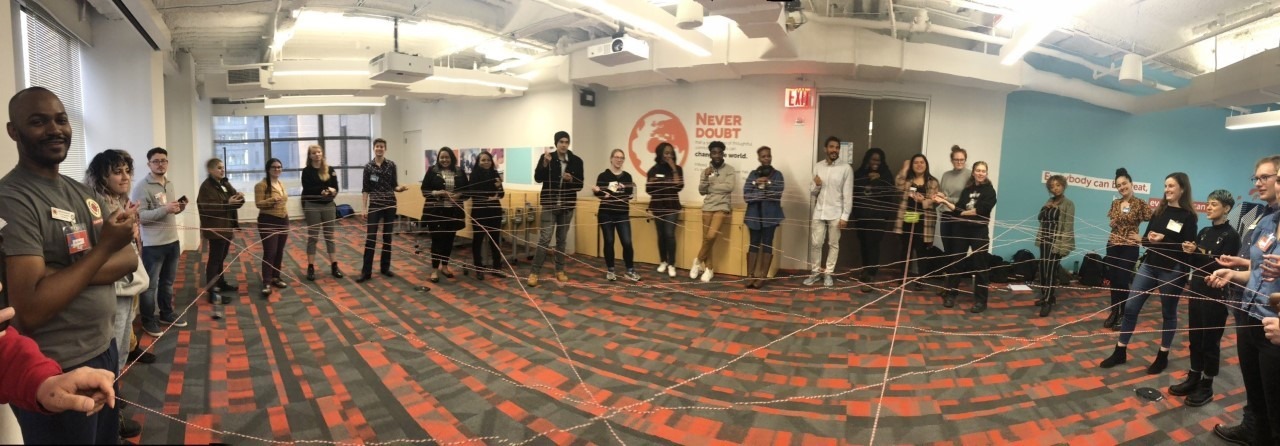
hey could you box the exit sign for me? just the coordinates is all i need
[784,87,813,108]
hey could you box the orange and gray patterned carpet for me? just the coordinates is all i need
[119,220,1247,445]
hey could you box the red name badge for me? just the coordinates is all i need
[1259,233,1276,252]
[67,229,89,254]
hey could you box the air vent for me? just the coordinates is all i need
[227,68,264,90]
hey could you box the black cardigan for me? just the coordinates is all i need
[421,165,470,232]
[463,167,504,219]
[301,165,338,204]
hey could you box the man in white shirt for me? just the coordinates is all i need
[805,136,854,287]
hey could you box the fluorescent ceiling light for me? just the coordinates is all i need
[999,0,1099,66]
[1226,109,1280,130]
[571,0,711,57]
[273,70,367,77]
[428,67,530,91]
[648,0,679,6]
[264,96,386,109]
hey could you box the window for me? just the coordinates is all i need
[20,8,86,179]
[213,114,373,194]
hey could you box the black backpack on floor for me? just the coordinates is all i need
[1010,249,1037,281]
[988,254,1010,283]
[1078,252,1105,287]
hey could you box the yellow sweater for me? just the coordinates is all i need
[254,179,288,218]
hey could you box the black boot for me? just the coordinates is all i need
[1038,295,1055,317]
[1147,350,1170,374]
[1168,370,1201,396]
[1099,345,1127,368]
[306,264,316,281]
[969,297,987,314]
[1213,421,1253,445]
[1185,377,1215,407]
[331,262,344,279]
[1103,308,1120,329]
[942,292,956,308]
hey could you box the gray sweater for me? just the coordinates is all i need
[938,168,970,212]
[133,175,180,246]
[698,163,737,212]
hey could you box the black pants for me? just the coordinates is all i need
[945,225,990,304]
[1037,243,1062,298]
[362,208,396,275]
[472,217,503,270]
[938,220,966,280]
[430,231,457,269]
[205,236,231,290]
[654,213,678,265]
[900,222,925,278]
[1236,312,1280,444]
[1105,244,1139,310]
[856,222,883,278]
[1188,284,1229,376]
[258,214,289,283]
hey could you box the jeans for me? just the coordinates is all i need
[140,241,180,326]
[810,219,841,274]
[749,225,778,254]
[532,208,575,274]
[1105,244,1139,310]
[938,219,966,280]
[653,212,678,266]
[205,236,232,291]
[113,295,134,372]
[258,214,289,283]
[1117,262,1186,348]
[303,202,337,257]
[1187,282,1230,376]
[13,341,119,444]
[1236,314,1280,444]
[362,208,397,275]
[696,211,729,269]
[599,211,634,270]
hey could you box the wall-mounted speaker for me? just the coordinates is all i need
[579,88,596,107]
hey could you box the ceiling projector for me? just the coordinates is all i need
[587,35,649,66]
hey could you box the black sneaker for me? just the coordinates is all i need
[216,281,238,292]
[127,348,156,364]
[120,414,141,439]
[159,317,187,328]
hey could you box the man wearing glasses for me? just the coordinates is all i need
[936,145,970,301]
[132,147,188,337]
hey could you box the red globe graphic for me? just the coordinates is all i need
[627,109,688,173]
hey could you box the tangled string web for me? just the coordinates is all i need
[115,186,1256,445]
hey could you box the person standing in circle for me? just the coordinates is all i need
[1103,167,1150,329]
[527,131,584,287]
[852,148,894,293]
[744,146,784,289]
[422,147,469,283]
[593,149,639,282]
[690,141,736,283]
[933,161,996,313]
[301,144,342,281]
[466,151,506,280]
[647,142,685,279]
[254,158,290,298]
[894,154,939,291]
[1034,175,1075,317]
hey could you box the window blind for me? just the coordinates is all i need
[21,9,86,179]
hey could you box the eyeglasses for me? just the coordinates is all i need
[951,158,966,162]
[269,166,283,170]
[150,159,169,165]
[1252,174,1277,183]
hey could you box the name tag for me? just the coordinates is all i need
[1122,204,1131,213]
[370,174,380,183]
[655,174,666,179]
[154,192,167,204]
[608,181,620,193]
[51,207,75,223]
[64,223,90,255]
[1249,224,1258,231]
[220,185,227,193]
[1259,233,1275,251]
[1166,220,1184,233]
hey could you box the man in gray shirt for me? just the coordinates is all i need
[133,147,188,336]
[0,86,139,443]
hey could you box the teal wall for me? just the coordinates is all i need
[994,91,1280,264]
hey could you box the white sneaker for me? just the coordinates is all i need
[700,267,714,283]
[668,266,677,278]
[803,273,821,286]
[823,274,834,287]
[625,270,641,281]
[657,262,669,273]
[607,271,618,281]
[690,260,703,279]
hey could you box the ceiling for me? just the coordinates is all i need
[87,0,1280,101]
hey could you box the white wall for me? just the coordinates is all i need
[398,88,575,185]
[81,15,164,164]
[163,51,200,249]
[0,0,19,172]
[577,75,1007,269]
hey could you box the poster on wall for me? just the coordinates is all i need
[625,109,758,179]
[1041,170,1151,195]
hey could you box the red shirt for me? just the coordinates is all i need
[0,326,62,413]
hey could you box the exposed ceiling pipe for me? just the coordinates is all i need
[809,15,1177,91]
[1019,64,1138,113]
[1096,3,1280,78]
